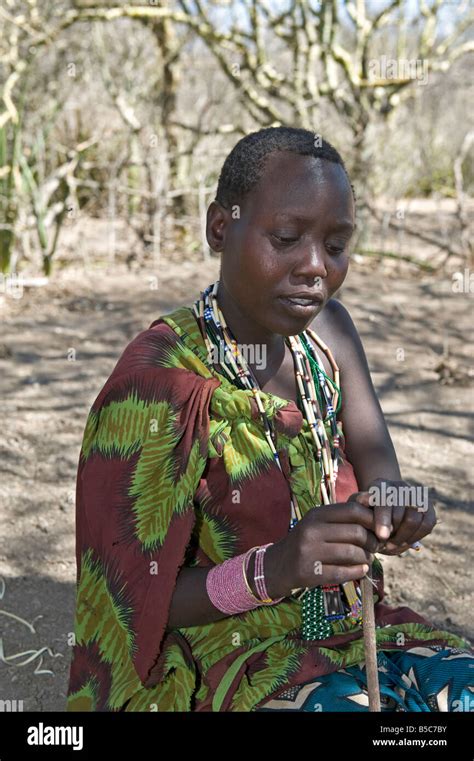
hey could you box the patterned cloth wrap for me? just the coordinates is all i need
[66,306,473,712]
[254,646,474,711]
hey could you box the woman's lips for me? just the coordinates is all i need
[277,295,323,316]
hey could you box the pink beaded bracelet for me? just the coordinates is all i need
[206,544,284,614]
[253,543,284,604]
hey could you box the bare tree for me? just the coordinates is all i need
[1,1,472,273]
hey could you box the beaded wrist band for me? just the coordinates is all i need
[206,544,284,614]
[252,544,285,605]
[206,546,263,614]
[242,547,263,604]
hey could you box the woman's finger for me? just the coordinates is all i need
[321,543,372,567]
[320,502,375,531]
[373,504,393,542]
[322,564,370,586]
[400,507,437,548]
[322,523,380,553]
[348,490,400,540]
[391,505,405,533]
[347,491,371,507]
[387,505,425,547]
[379,541,411,555]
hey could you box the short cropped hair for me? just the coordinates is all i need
[215,126,355,211]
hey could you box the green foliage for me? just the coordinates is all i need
[405,166,457,199]
[0,121,21,273]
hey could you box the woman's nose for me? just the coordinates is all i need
[292,243,327,281]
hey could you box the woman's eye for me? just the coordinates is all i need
[326,243,346,255]
[272,234,299,246]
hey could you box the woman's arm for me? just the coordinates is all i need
[166,546,287,629]
[314,300,439,552]
[321,299,402,491]
[166,566,228,629]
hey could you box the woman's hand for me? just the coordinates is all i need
[347,478,438,556]
[266,501,382,597]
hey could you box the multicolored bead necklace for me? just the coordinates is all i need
[194,281,363,640]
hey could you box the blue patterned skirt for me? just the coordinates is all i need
[254,646,474,712]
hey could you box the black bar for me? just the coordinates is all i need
[0,710,472,759]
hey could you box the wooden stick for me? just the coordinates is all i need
[361,567,381,712]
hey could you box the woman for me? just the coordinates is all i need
[66,127,472,712]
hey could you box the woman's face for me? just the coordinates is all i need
[208,151,355,337]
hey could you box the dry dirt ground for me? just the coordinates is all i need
[0,254,472,711]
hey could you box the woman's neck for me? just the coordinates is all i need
[216,280,286,377]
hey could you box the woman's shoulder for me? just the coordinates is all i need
[310,297,363,374]
[108,305,203,377]
[97,317,179,392]
[311,296,351,341]
[90,305,213,410]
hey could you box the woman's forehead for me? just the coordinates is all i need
[245,153,353,218]
[272,209,355,231]
[248,151,351,206]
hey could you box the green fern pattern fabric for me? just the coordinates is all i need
[66,306,470,712]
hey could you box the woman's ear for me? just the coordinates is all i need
[206,201,230,253]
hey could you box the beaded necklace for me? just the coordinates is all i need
[194,281,362,640]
